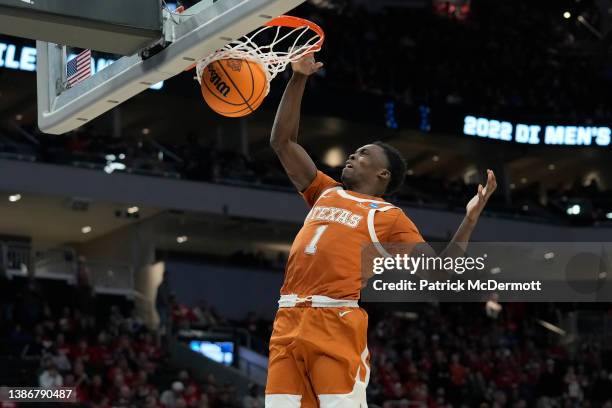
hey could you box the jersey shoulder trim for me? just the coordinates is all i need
[336,190,392,206]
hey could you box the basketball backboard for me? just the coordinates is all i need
[36,0,306,135]
[0,0,163,55]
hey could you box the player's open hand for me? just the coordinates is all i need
[466,169,497,223]
[291,53,324,76]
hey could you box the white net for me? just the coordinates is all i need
[196,16,324,97]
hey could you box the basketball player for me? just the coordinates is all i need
[265,54,497,407]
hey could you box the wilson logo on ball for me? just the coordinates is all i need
[208,67,231,97]
[200,58,268,117]
[226,59,243,72]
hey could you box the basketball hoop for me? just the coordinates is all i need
[196,15,324,97]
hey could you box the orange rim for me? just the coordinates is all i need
[186,15,324,72]
[265,15,325,51]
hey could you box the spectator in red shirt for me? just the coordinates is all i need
[114,385,133,407]
[0,387,17,408]
[71,338,91,363]
[88,374,106,402]
[449,354,467,387]
[138,331,162,360]
[106,371,126,403]
[55,333,70,355]
[88,331,112,365]
[72,359,90,401]
[183,384,199,407]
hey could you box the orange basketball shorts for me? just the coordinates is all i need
[265,305,370,408]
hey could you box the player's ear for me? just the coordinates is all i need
[378,168,391,182]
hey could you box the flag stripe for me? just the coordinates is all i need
[66,49,92,87]
[72,71,91,81]
[70,72,91,83]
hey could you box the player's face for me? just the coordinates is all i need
[341,144,389,189]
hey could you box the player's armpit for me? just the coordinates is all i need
[386,212,425,244]
[384,212,450,281]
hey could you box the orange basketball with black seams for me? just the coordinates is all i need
[200,58,268,117]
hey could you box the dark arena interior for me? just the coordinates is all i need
[0,0,612,407]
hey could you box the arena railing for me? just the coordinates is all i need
[2,241,31,277]
[18,247,136,297]
[33,247,77,281]
[86,260,135,296]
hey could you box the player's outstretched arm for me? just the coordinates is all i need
[270,54,323,192]
[438,169,497,259]
[408,170,497,281]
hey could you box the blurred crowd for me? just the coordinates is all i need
[157,277,272,356]
[308,0,611,121]
[396,173,612,224]
[366,303,612,407]
[152,263,612,407]
[3,262,612,408]
[0,277,265,408]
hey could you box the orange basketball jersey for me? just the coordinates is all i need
[280,171,425,300]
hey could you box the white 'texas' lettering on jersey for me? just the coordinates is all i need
[307,206,363,228]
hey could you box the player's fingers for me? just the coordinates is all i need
[481,170,493,194]
[303,52,315,61]
[486,171,497,195]
[488,170,496,185]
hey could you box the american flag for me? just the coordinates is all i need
[66,49,91,87]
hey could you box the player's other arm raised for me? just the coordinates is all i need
[412,170,497,281]
[441,169,497,256]
[270,54,323,191]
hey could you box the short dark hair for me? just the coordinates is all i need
[373,141,407,195]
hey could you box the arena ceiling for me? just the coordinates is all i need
[0,190,161,246]
[0,188,297,258]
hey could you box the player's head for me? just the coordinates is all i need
[341,141,406,196]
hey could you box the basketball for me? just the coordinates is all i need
[199,58,268,117]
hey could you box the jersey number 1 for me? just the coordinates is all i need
[304,225,328,255]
